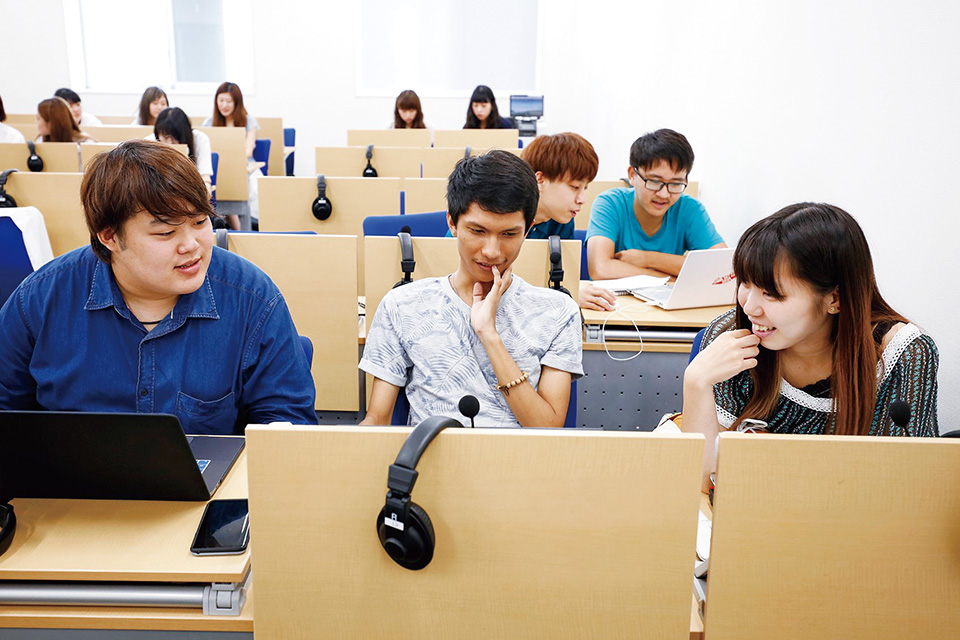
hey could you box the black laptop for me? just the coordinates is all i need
[0,411,244,501]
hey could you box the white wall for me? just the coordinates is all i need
[1,0,957,429]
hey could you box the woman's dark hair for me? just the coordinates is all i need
[212,82,248,128]
[394,90,425,129]
[37,97,83,142]
[82,141,213,263]
[137,87,168,126]
[464,85,506,129]
[154,107,196,163]
[732,202,907,436]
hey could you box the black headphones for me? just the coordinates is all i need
[363,144,378,178]
[0,499,15,558]
[312,174,333,220]
[548,235,571,297]
[393,227,415,288]
[377,415,462,571]
[26,141,43,172]
[0,169,18,208]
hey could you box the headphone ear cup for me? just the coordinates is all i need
[377,501,435,570]
[312,196,332,220]
[26,142,43,172]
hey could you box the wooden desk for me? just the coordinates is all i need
[316,146,424,179]
[256,117,285,177]
[198,127,248,201]
[421,146,522,179]
[0,142,80,173]
[0,450,252,634]
[1,172,87,257]
[346,128,432,148]
[401,176,447,214]
[80,125,153,143]
[433,128,519,149]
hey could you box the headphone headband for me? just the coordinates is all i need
[0,168,17,188]
[366,144,373,160]
[317,174,326,192]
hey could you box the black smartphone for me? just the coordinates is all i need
[190,498,250,556]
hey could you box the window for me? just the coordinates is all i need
[64,0,253,93]
[357,0,540,97]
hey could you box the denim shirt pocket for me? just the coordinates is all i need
[176,391,237,435]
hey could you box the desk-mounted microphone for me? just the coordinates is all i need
[889,400,911,434]
[458,395,479,428]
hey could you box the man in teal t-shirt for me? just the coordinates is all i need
[585,129,725,279]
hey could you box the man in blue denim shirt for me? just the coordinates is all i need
[0,141,317,434]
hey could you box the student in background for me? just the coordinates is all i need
[153,107,214,198]
[54,88,103,127]
[0,141,318,434]
[0,94,26,144]
[36,97,95,143]
[586,129,724,279]
[682,203,939,490]
[463,85,513,130]
[361,151,583,428]
[133,87,168,126]
[389,90,428,129]
[203,82,260,230]
[521,132,617,311]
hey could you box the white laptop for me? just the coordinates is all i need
[630,248,736,310]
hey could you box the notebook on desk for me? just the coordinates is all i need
[629,248,736,310]
[0,411,244,501]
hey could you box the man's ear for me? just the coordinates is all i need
[446,212,457,237]
[535,171,546,187]
[97,227,121,253]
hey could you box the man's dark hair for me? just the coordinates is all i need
[629,128,695,176]
[447,150,539,230]
[54,88,82,104]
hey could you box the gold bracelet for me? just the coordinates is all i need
[495,371,529,394]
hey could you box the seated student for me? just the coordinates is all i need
[202,82,260,231]
[360,150,583,428]
[54,88,103,127]
[463,85,513,130]
[0,141,318,434]
[153,106,214,197]
[0,94,26,144]
[521,132,617,312]
[586,129,724,279]
[388,90,429,129]
[682,203,939,490]
[36,97,95,143]
[132,86,168,126]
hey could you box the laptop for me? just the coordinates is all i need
[630,248,737,310]
[0,411,244,501]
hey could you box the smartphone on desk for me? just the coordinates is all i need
[191,498,250,556]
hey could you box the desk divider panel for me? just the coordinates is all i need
[433,128,519,149]
[421,146,522,179]
[316,146,424,179]
[95,115,136,125]
[198,127,248,200]
[8,123,38,141]
[257,116,285,177]
[401,177,447,214]
[705,433,960,640]
[580,180,700,230]
[79,142,187,170]
[80,125,154,143]
[4,172,86,256]
[363,236,580,333]
[246,425,704,640]
[347,128,432,148]
[0,142,79,173]
[227,233,359,412]
[259,176,401,294]
[3,113,36,124]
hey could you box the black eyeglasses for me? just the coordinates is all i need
[634,169,687,194]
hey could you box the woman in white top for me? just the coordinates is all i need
[202,82,260,230]
[153,107,213,198]
[132,87,168,126]
[0,94,26,144]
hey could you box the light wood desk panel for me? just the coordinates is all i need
[96,115,137,125]
[7,122,38,141]
[421,146,522,179]
[198,126,248,200]
[256,116,285,177]
[433,128,519,149]
[80,142,187,170]
[0,142,80,172]
[246,425,705,640]
[80,125,153,143]
[316,146,424,179]
[347,128,432,147]
[3,172,87,256]
[401,176,447,213]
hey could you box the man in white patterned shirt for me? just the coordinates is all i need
[360,151,583,428]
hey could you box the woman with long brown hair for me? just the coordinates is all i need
[682,203,939,489]
[36,97,94,143]
[390,90,427,129]
[132,86,168,126]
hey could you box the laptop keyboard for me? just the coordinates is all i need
[632,284,674,305]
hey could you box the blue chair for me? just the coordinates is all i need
[573,229,590,281]
[362,211,448,237]
[688,327,707,363]
[253,139,271,176]
[283,128,295,176]
[210,151,219,207]
[0,217,35,308]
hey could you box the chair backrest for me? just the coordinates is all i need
[573,229,589,280]
[210,152,219,206]
[253,139,271,176]
[0,217,35,307]
[283,128,295,176]
[362,211,449,238]
[705,433,960,640]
